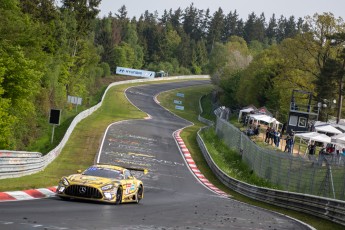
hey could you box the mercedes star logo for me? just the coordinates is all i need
[79,186,86,194]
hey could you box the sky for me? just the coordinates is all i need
[98,0,345,21]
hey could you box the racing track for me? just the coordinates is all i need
[0,80,312,230]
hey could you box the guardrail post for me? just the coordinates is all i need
[286,156,293,190]
[309,164,317,195]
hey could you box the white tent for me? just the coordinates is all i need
[315,124,342,135]
[331,133,345,145]
[295,132,331,143]
[238,107,255,122]
[248,114,281,130]
[294,132,332,157]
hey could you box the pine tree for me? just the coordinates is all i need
[266,14,277,44]
[207,7,224,52]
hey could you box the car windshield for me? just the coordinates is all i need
[83,166,123,180]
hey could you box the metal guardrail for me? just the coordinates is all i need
[196,95,345,226]
[0,75,210,179]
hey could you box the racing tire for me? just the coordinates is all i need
[136,185,143,204]
[115,187,122,205]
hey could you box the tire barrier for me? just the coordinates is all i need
[0,75,210,179]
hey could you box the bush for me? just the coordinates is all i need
[100,62,111,77]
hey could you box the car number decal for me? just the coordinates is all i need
[125,183,131,194]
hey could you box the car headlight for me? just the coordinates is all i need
[60,177,69,186]
[101,184,114,191]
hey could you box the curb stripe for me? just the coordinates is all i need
[24,189,45,198]
[37,188,56,196]
[175,131,228,197]
[0,186,57,202]
[0,192,16,201]
[5,191,34,200]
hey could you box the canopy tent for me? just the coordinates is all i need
[294,132,332,157]
[248,114,281,130]
[295,132,331,143]
[256,106,273,117]
[331,133,345,145]
[315,124,342,135]
[238,105,257,122]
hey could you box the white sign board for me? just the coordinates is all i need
[174,100,183,105]
[68,96,82,105]
[175,105,185,110]
[116,67,155,78]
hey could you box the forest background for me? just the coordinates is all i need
[0,0,345,151]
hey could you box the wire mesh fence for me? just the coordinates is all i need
[215,117,345,201]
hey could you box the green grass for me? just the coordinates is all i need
[200,127,279,188]
[200,93,216,121]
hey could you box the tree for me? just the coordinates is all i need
[325,32,345,123]
[223,10,239,40]
[284,16,297,38]
[19,0,58,22]
[207,7,224,52]
[159,24,181,62]
[266,14,277,44]
[168,8,182,31]
[0,43,43,148]
[94,17,115,70]
[208,36,252,107]
[276,15,287,42]
[182,3,200,41]
[113,42,136,68]
[61,0,101,36]
[235,46,289,118]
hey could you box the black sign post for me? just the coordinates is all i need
[49,109,61,144]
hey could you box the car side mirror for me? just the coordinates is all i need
[77,170,82,173]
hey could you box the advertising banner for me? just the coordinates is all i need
[116,67,155,78]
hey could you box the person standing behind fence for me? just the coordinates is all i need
[275,130,281,148]
[308,141,316,160]
[269,128,275,145]
[265,127,270,143]
[284,134,291,152]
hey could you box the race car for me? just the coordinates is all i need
[56,164,146,204]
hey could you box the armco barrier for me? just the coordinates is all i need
[196,96,345,226]
[0,75,210,179]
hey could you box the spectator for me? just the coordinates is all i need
[253,125,260,136]
[284,134,292,152]
[275,130,281,147]
[269,128,275,145]
[308,142,316,160]
[265,127,270,143]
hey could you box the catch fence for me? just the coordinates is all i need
[215,117,345,201]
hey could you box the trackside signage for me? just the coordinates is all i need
[116,67,155,78]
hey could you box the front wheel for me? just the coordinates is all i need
[136,185,143,203]
[115,187,122,205]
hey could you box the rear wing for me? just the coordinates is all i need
[94,163,148,174]
[127,167,149,175]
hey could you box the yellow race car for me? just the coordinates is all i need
[56,164,146,204]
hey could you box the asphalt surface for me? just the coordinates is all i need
[0,80,312,230]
